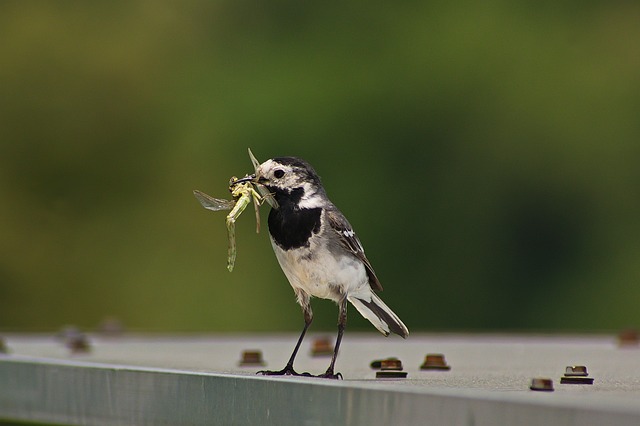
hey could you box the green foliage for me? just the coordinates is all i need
[1,1,639,332]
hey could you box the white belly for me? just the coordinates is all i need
[270,237,368,302]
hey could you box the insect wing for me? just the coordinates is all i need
[255,183,279,209]
[248,147,261,172]
[247,148,279,209]
[193,190,234,211]
[252,192,261,233]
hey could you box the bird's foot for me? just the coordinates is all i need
[316,369,343,380]
[257,364,312,377]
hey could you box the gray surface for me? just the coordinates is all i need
[1,333,639,425]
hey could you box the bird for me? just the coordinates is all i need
[236,156,408,379]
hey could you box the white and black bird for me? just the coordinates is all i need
[236,156,408,379]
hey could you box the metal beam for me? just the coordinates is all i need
[1,334,639,425]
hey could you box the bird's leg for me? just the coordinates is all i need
[258,303,313,377]
[317,298,346,380]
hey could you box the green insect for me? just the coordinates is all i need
[194,176,264,272]
[194,149,277,272]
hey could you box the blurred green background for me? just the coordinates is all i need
[1,1,639,334]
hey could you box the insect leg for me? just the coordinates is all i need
[252,195,261,234]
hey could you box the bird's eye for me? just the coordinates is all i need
[274,169,285,178]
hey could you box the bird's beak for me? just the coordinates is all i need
[232,174,256,185]
[235,172,270,186]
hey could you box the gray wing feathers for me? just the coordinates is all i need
[325,209,384,292]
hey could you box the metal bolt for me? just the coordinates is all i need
[0,337,7,354]
[530,378,554,392]
[420,353,451,371]
[65,332,91,354]
[564,365,588,377]
[375,358,408,378]
[618,329,639,347]
[370,357,398,370]
[560,365,594,385]
[239,350,265,366]
[380,359,403,371]
[310,337,334,357]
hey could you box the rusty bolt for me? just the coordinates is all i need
[370,357,398,370]
[420,353,451,371]
[310,337,334,357]
[618,329,639,347]
[530,378,554,392]
[560,365,594,385]
[375,358,408,378]
[65,332,91,354]
[380,359,403,371]
[239,350,265,366]
[0,337,7,354]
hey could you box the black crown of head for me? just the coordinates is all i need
[272,157,322,184]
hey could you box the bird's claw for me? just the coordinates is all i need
[257,365,342,379]
[317,370,343,380]
[257,365,312,377]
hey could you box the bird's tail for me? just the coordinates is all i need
[348,291,409,338]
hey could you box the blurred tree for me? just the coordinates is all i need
[0,1,639,332]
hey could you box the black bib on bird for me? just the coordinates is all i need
[268,188,322,250]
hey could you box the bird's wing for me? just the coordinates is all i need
[325,208,384,292]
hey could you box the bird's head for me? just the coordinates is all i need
[238,157,327,209]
